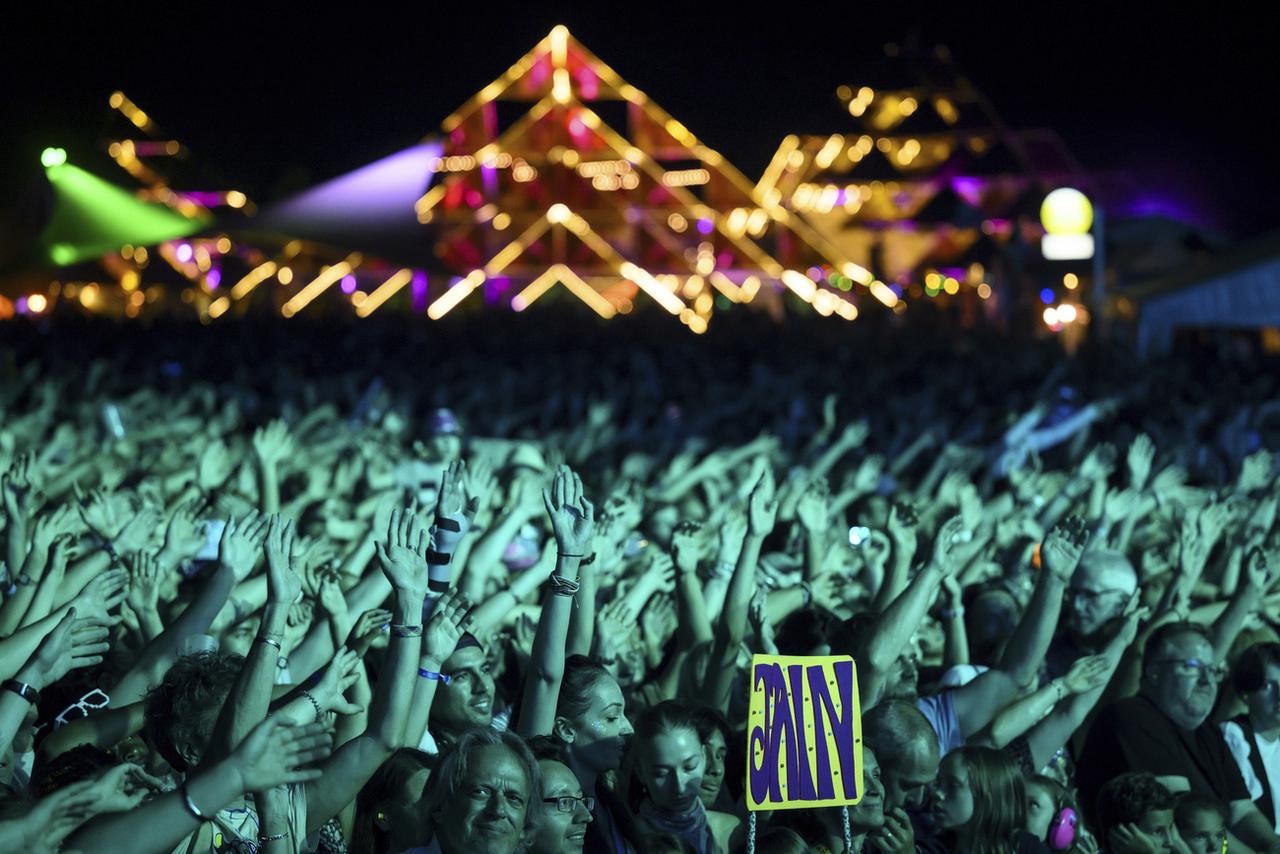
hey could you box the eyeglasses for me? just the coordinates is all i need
[1154,658,1227,682]
[1067,586,1130,605]
[543,795,596,814]
[53,688,110,728]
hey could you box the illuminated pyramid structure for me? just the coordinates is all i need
[416,26,898,329]
[756,39,1087,304]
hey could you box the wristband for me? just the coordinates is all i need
[300,689,324,720]
[557,552,585,559]
[940,607,965,620]
[1,680,39,706]
[102,539,122,565]
[391,624,424,638]
[180,781,213,821]
[579,552,597,566]
[259,832,290,843]
[425,549,452,566]
[799,582,812,607]
[418,668,452,684]
[257,636,283,653]
[549,574,581,597]
[433,517,463,533]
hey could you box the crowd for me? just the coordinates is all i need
[0,312,1278,854]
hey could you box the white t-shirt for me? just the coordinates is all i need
[167,784,307,854]
[1221,720,1280,834]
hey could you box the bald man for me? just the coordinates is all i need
[1045,550,1138,679]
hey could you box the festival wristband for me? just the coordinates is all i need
[391,624,424,638]
[433,517,463,533]
[418,668,452,684]
[180,782,213,821]
[1,680,39,706]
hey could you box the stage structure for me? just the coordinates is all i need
[412,25,897,330]
[756,39,1090,314]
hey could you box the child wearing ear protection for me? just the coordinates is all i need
[1025,775,1091,852]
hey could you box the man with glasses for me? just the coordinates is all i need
[1078,623,1280,852]
[1046,551,1137,679]
[1222,643,1280,834]
[526,735,594,853]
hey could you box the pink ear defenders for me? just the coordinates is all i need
[1047,806,1078,851]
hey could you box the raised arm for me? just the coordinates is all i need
[518,466,594,736]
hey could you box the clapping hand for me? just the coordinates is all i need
[671,521,704,575]
[795,477,831,533]
[310,647,365,716]
[931,516,970,577]
[126,551,163,616]
[24,608,112,688]
[197,439,235,491]
[162,499,206,562]
[422,591,475,666]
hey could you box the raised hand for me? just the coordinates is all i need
[25,608,112,688]
[645,551,678,594]
[641,595,678,648]
[1080,443,1118,482]
[422,591,474,666]
[345,608,393,658]
[230,716,332,793]
[74,570,129,625]
[671,521,704,575]
[114,503,161,555]
[1042,515,1088,582]
[1126,434,1155,491]
[931,515,970,577]
[542,465,595,555]
[851,454,885,497]
[748,469,779,537]
[718,506,749,565]
[887,500,919,554]
[1152,464,1189,505]
[310,647,365,716]
[796,478,831,533]
[957,483,983,532]
[1062,654,1112,695]
[126,551,163,616]
[374,508,430,597]
[263,515,303,606]
[32,505,80,551]
[197,439,235,491]
[839,419,870,449]
[252,420,295,468]
[1239,448,1275,493]
[596,599,639,645]
[1245,546,1272,593]
[162,499,206,561]
[218,511,270,581]
[434,459,479,551]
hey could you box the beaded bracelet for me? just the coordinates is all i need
[258,831,290,843]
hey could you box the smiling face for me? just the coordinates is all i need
[698,727,727,808]
[529,759,592,853]
[560,674,634,775]
[638,725,706,813]
[435,745,532,854]
[432,646,495,737]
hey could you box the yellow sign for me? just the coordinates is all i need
[746,654,863,811]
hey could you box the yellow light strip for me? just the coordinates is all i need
[557,266,618,318]
[780,270,818,302]
[230,261,278,301]
[208,296,231,319]
[282,254,361,317]
[553,69,571,103]
[620,262,685,314]
[428,269,487,319]
[868,281,900,307]
[551,25,568,67]
[756,134,800,199]
[355,268,413,317]
[414,185,447,221]
[511,266,565,311]
[708,272,746,303]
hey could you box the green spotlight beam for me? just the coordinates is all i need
[38,155,209,267]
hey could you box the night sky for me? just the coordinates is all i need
[5,3,1278,239]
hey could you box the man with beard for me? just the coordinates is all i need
[1077,622,1280,852]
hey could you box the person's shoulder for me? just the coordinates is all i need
[707,809,740,834]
